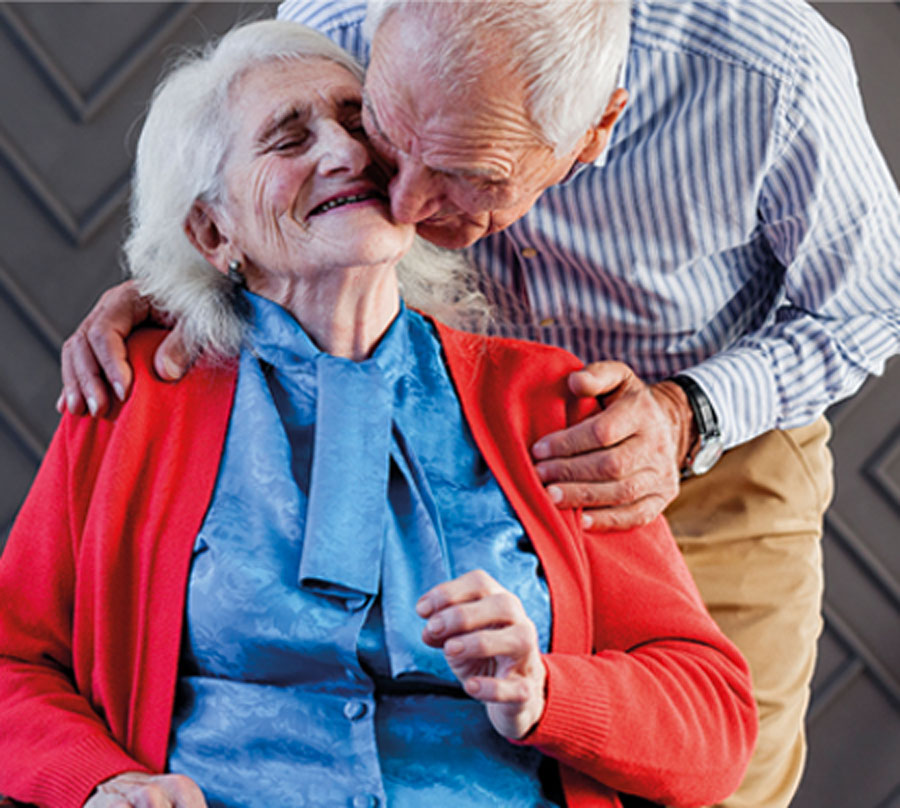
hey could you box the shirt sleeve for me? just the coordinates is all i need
[684,6,900,448]
[277,0,371,64]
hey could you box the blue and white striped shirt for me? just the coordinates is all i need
[277,0,900,448]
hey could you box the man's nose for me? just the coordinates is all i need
[388,157,443,223]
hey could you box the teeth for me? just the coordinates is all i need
[310,192,378,216]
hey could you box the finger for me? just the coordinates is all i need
[416,569,502,618]
[85,320,133,405]
[532,408,630,462]
[535,442,644,487]
[85,793,133,808]
[544,473,662,514]
[59,332,86,414]
[581,496,668,532]
[156,774,208,808]
[464,673,534,704]
[129,789,172,808]
[59,332,90,415]
[567,361,635,399]
[154,323,194,382]
[97,786,170,808]
[88,282,151,398]
[422,591,523,645]
[443,623,537,665]
[100,776,206,808]
[69,330,114,417]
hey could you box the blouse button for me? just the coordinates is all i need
[343,700,368,721]
[521,247,538,259]
[351,795,379,808]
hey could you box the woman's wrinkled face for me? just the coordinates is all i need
[216,57,414,287]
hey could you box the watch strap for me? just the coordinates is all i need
[668,375,722,477]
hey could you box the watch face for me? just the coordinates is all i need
[693,438,724,475]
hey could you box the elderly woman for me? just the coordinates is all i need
[0,21,755,808]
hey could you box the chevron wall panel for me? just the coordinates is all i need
[0,3,898,806]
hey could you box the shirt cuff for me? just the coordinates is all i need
[677,348,779,449]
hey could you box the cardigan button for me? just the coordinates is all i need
[351,795,379,808]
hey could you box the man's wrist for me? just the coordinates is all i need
[667,375,724,477]
[650,379,698,470]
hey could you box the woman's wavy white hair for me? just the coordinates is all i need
[364,0,631,156]
[125,20,488,359]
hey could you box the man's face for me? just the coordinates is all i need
[363,12,621,249]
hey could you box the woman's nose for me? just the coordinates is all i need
[388,156,443,223]
[317,122,370,176]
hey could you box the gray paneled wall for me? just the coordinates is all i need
[0,3,898,806]
[798,4,900,807]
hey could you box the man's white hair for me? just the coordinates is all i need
[126,20,487,359]
[364,0,631,156]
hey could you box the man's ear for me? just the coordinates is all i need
[576,88,629,164]
[184,200,231,273]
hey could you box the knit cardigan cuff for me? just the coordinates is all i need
[28,734,150,808]
[520,654,613,766]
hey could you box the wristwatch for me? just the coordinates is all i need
[669,375,724,478]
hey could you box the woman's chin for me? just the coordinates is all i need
[315,214,413,267]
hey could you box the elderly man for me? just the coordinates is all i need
[59,1,900,806]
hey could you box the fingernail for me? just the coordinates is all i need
[445,639,463,655]
[66,392,79,414]
[160,356,181,380]
[532,440,549,459]
[55,392,65,413]
[548,486,563,503]
[582,513,593,529]
[426,616,444,634]
[87,396,99,417]
[113,382,126,401]
[416,596,432,617]
[466,679,481,695]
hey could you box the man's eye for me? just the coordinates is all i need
[462,176,507,195]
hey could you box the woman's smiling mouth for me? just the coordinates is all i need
[307,190,386,217]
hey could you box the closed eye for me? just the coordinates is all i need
[272,134,309,152]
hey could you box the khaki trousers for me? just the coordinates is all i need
[665,417,833,808]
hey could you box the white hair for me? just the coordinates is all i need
[364,0,631,155]
[125,19,489,359]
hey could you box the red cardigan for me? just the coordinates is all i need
[0,323,756,808]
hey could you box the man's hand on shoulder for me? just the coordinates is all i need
[58,281,191,417]
[531,361,696,531]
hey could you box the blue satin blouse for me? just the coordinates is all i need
[166,293,560,807]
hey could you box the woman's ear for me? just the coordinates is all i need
[184,201,231,274]
[576,88,629,164]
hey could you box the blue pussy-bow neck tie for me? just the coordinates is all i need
[247,294,452,678]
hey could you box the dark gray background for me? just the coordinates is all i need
[0,3,897,805]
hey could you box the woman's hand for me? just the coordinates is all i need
[85,772,207,808]
[418,569,547,740]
